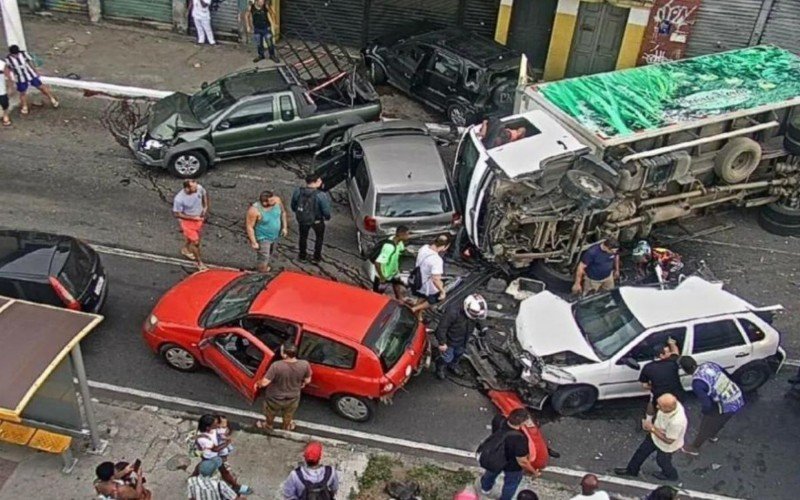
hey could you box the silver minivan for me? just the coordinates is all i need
[314,121,459,255]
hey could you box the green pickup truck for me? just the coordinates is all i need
[128,65,381,178]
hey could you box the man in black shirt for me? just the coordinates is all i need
[639,338,682,417]
[478,409,536,500]
[434,294,488,379]
[245,0,279,63]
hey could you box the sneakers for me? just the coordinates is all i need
[613,467,637,477]
[253,56,265,63]
[238,485,253,495]
[270,54,280,63]
[50,97,60,108]
[652,471,678,481]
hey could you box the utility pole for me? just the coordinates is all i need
[1,0,28,50]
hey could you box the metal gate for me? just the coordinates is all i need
[507,0,557,70]
[462,0,500,39]
[102,0,171,23]
[684,0,763,57]
[211,0,241,37]
[366,0,461,42]
[759,0,800,54]
[44,0,88,15]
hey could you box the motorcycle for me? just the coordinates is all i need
[631,240,685,288]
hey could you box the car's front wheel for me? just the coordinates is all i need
[160,343,198,372]
[550,385,598,416]
[330,393,376,422]
[168,151,208,179]
[367,60,387,85]
[732,360,772,393]
[447,103,474,127]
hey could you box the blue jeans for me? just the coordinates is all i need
[480,469,523,500]
[254,26,275,58]
[441,344,466,367]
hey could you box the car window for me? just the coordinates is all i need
[202,274,269,327]
[376,190,452,218]
[279,95,295,121]
[573,290,645,360]
[354,160,370,199]
[432,52,460,81]
[364,302,417,371]
[395,43,426,67]
[190,81,236,123]
[465,66,482,90]
[454,134,480,206]
[241,317,297,352]
[226,98,274,128]
[298,331,356,369]
[737,318,766,343]
[213,332,262,376]
[624,328,686,362]
[692,319,746,354]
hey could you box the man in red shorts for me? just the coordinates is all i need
[173,180,209,270]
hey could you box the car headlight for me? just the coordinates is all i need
[145,314,159,333]
[143,139,165,150]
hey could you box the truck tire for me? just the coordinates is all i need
[168,151,208,179]
[714,137,761,184]
[527,260,573,294]
[760,202,800,225]
[757,208,800,236]
[787,114,800,141]
[560,170,614,209]
[784,134,800,156]
[550,385,598,416]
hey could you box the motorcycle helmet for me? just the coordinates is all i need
[463,294,488,320]
[632,240,652,264]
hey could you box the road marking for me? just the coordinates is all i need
[87,380,741,500]
[91,244,239,271]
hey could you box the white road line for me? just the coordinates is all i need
[90,244,239,271]
[87,380,741,500]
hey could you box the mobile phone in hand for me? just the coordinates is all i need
[133,459,141,472]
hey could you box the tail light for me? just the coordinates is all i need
[452,212,462,226]
[49,276,81,311]
[380,379,395,394]
[363,216,377,233]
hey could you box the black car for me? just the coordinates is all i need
[363,27,522,126]
[0,230,108,313]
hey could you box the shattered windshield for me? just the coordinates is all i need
[573,290,644,360]
[190,80,236,123]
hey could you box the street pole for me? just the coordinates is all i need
[70,344,103,452]
[1,0,28,50]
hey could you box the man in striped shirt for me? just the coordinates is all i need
[4,45,59,115]
[187,459,245,500]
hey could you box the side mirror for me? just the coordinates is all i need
[201,81,209,90]
[620,357,640,370]
[217,121,230,131]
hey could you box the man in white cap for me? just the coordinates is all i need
[433,294,488,379]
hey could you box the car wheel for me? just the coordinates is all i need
[527,260,573,294]
[160,344,198,372]
[560,170,614,210]
[714,137,762,184]
[367,60,387,85]
[550,385,598,416]
[732,361,772,393]
[757,208,800,236]
[168,151,208,179]
[330,394,376,422]
[447,103,473,127]
[322,130,346,148]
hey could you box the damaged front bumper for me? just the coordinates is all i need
[128,131,167,168]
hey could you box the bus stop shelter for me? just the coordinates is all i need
[0,296,105,471]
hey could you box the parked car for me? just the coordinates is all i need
[142,270,429,422]
[129,65,381,178]
[363,26,522,126]
[0,230,107,313]
[467,277,786,416]
[313,120,459,255]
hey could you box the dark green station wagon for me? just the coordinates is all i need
[129,65,381,178]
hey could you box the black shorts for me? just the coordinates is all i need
[413,290,441,305]
[372,276,403,293]
[0,95,8,111]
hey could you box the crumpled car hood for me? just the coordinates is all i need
[147,92,204,140]
[515,291,601,363]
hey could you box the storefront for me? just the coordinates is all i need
[43,0,88,15]
[102,0,172,23]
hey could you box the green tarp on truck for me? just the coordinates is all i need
[536,45,800,141]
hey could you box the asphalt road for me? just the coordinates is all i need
[3,92,800,498]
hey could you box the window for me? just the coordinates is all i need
[299,331,356,369]
[354,160,370,199]
[454,135,479,205]
[202,274,269,327]
[692,320,746,354]
[376,190,452,218]
[737,318,766,343]
[213,332,262,375]
[395,43,426,67]
[364,303,417,371]
[464,66,482,91]
[432,53,460,81]
[624,328,686,362]
[226,99,274,128]
[573,290,645,360]
[279,95,294,121]
[240,317,297,352]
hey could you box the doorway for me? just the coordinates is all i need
[565,1,629,78]
[507,0,559,72]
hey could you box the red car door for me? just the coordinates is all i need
[297,328,368,399]
[198,327,275,403]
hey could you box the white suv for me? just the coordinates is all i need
[512,277,785,415]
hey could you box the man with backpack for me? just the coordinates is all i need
[370,226,411,298]
[478,408,539,500]
[410,234,450,317]
[282,441,339,500]
[291,174,332,263]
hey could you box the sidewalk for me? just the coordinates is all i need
[0,399,578,499]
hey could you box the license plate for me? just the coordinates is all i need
[94,276,105,296]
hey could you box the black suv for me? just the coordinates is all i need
[363,26,522,126]
[0,230,107,313]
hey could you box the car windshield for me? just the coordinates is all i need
[58,241,94,297]
[364,303,417,371]
[202,274,268,327]
[376,190,451,218]
[189,80,236,123]
[573,290,644,360]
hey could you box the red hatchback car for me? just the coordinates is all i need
[143,270,429,422]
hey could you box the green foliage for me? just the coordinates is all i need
[358,455,397,490]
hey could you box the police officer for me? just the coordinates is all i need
[434,294,488,379]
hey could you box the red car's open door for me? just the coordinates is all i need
[199,327,275,404]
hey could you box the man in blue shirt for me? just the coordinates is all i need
[572,237,620,296]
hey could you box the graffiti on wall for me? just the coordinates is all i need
[638,0,700,66]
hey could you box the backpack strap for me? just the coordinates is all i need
[321,465,332,484]
[295,466,313,488]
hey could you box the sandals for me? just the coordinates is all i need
[282,422,296,431]
[51,98,60,108]
[1,117,9,126]
[255,420,273,431]
[180,249,196,260]
[20,106,29,115]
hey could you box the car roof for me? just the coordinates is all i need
[413,28,519,67]
[620,277,760,329]
[219,67,292,99]
[0,230,68,278]
[360,133,449,193]
[249,271,390,343]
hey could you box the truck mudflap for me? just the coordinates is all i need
[488,390,550,471]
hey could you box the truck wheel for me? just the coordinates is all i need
[787,114,800,141]
[560,170,614,209]
[784,134,800,155]
[757,208,800,236]
[550,385,598,416]
[367,60,386,85]
[760,202,800,225]
[447,103,474,127]
[732,361,771,393]
[330,394,376,422]
[714,137,761,184]
[527,260,573,294]
[168,151,208,179]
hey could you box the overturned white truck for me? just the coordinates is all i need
[453,45,800,288]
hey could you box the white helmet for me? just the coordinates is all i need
[463,294,488,320]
